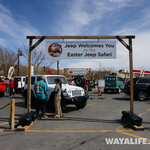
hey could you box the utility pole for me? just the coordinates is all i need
[57,61,59,75]
[17,53,19,76]
[17,48,23,76]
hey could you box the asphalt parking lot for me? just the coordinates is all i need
[1,89,150,150]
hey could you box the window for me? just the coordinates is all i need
[138,79,150,83]
[117,77,122,81]
[37,76,46,82]
[31,77,35,84]
[46,76,67,84]
[25,77,35,84]
[14,77,21,82]
[104,77,116,81]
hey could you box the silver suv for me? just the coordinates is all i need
[24,75,89,111]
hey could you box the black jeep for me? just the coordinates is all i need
[124,77,150,101]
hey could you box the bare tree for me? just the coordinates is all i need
[0,47,17,77]
[22,43,46,74]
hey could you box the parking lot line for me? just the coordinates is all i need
[0,120,18,126]
[139,107,150,117]
[25,129,114,133]
[86,103,96,106]
[0,122,9,126]
[118,131,150,142]
[0,129,4,131]
[115,123,128,130]
[115,106,150,131]
[45,113,53,115]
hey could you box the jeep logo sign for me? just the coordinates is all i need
[46,42,116,59]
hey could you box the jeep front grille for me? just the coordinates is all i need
[72,90,82,96]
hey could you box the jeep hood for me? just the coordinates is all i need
[47,84,83,91]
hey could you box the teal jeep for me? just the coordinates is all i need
[104,75,125,93]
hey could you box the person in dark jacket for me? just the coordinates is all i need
[9,78,15,96]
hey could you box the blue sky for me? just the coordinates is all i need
[0,0,150,71]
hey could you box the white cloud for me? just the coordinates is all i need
[0,0,150,72]
[73,11,92,25]
[0,38,6,46]
[0,3,41,47]
[133,31,150,70]
[0,4,12,16]
[65,31,150,71]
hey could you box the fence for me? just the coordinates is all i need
[0,99,15,130]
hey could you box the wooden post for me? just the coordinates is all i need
[57,60,59,75]
[10,99,15,130]
[27,39,33,113]
[129,38,134,114]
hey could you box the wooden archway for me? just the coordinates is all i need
[26,35,135,114]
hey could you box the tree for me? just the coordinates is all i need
[0,47,17,77]
[22,43,46,74]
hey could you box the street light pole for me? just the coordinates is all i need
[17,52,19,76]
[17,48,22,76]
[57,60,59,75]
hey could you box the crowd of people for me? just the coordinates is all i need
[34,75,63,119]
[34,76,88,119]
[2,75,88,119]
[4,77,22,96]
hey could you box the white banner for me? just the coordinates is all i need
[46,42,116,59]
[68,69,87,75]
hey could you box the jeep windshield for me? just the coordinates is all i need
[104,77,116,81]
[46,76,67,84]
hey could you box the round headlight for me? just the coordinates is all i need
[68,89,72,94]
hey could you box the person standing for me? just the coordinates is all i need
[53,78,62,118]
[83,77,87,90]
[34,75,49,119]
[4,77,9,93]
[9,78,15,96]
[17,79,22,94]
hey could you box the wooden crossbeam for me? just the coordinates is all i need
[26,35,135,39]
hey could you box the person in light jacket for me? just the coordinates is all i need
[17,79,22,94]
[53,78,62,118]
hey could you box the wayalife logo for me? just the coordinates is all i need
[48,43,62,57]
[105,138,150,145]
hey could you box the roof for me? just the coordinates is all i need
[104,75,122,78]
[25,75,65,77]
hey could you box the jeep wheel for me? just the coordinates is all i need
[117,87,121,94]
[2,92,5,97]
[24,91,36,108]
[75,78,82,86]
[138,90,147,101]
[0,92,5,97]
[61,98,66,112]
[31,92,36,108]
[75,100,87,109]
[25,95,27,106]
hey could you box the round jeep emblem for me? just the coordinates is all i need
[48,43,62,57]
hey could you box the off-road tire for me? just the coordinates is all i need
[138,90,147,101]
[75,100,87,109]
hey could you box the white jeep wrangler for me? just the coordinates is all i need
[24,75,89,111]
